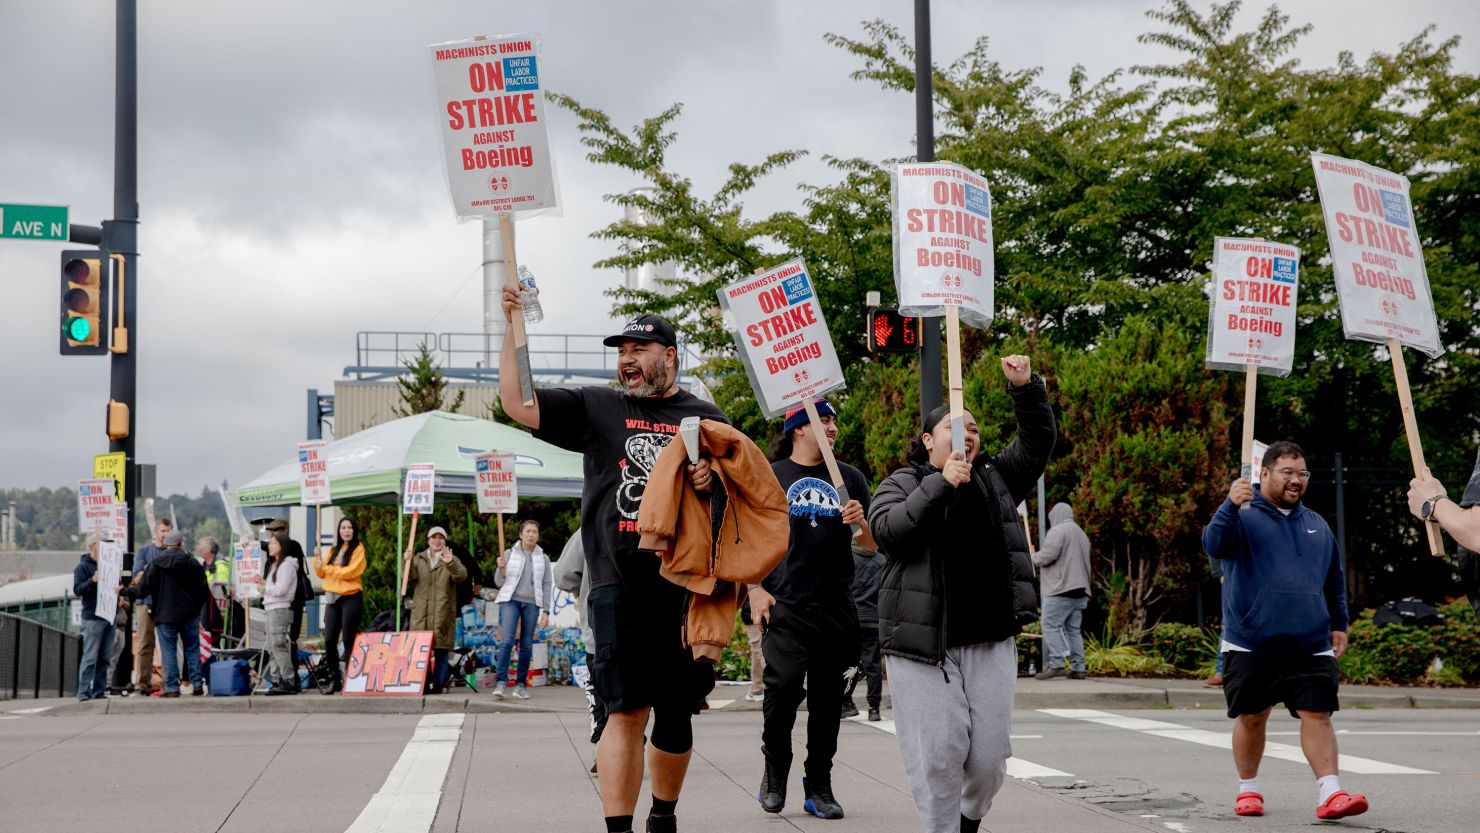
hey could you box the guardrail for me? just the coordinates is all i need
[0,612,81,700]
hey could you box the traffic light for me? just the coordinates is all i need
[59,250,112,355]
[867,307,922,353]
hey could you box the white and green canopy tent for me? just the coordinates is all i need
[235,411,583,511]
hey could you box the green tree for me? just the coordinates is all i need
[557,0,1480,625]
[394,341,466,417]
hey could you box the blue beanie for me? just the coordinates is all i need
[782,399,837,435]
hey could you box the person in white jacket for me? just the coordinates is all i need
[254,532,302,695]
[491,520,553,699]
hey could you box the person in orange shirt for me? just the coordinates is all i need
[313,516,367,694]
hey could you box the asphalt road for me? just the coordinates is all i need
[1,704,1474,833]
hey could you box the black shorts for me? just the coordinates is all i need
[587,580,715,714]
[1223,651,1340,719]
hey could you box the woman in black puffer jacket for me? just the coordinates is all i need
[867,355,1054,833]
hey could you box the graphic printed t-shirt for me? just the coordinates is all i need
[533,386,727,590]
[763,458,871,607]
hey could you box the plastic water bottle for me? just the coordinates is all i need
[518,266,544,323]
[1027,660,1037,676]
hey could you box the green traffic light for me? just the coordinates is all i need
[66,316,92,342]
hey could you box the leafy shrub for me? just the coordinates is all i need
[1141,622,1217,671]
[1085,625,1175,677]
[1341,602,1479,686]
[716,610,751,682]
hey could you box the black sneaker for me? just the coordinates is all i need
[191,684,204,696]
[1069,670,1086,680]
[803,777,844,820]
[758,758,787,813]
[867,707,881,722]
[840,700,860,719]
[645,813,676,833]
[1035,667,1068,680]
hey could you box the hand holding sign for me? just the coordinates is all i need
[1001,355,1031,386]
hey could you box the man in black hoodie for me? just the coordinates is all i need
[125,530,209,696]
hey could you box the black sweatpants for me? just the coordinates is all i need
[322,592,364,682]
[847,623,883,710]
[761,601,859,780]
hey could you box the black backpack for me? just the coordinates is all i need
[1372,598,1445,627]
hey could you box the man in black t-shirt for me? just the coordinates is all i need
[749,398,875,821]
[499,286,724,833]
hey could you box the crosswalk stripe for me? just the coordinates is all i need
[344,713,465,833]
[1039,709,1435,775]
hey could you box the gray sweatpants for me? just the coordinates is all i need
[265,607,295,689]
[890,638,1017,833]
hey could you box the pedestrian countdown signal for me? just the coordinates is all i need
[867,308,922,353]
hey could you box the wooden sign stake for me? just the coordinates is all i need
[1239,365,1257,513]
[497,513,507,579]
[802,397,862,538]
[945,304,966,455]
[499,215,537,406]
[400,511,420,598]
[1388,338,1445,556]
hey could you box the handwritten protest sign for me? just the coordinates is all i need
[716,258,846,418]
[403,464,436,515]
[1206,237,1301,376]
[77,478,115,535]
[475,451,518,514]
[891,162,995,328]
[1311,153,1442,357]
[297,440,330,506]
[233,540,263,601]
[343,631,434,696]
[94,540,123,623]
[429,34,559,220]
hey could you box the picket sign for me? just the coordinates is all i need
[1204,236,1303,512]
[716,260,857,537]
[1311,153,1444,554]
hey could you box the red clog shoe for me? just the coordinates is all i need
[1316,791,1369,820]
[1235,791,1264,816]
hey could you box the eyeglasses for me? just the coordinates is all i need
[1273,468,1312,481]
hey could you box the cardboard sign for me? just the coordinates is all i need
[77,478,115,535]
[343,631,434,696]
[891,161,995,328]
[1311,153,1442,356]
[94,540,123,624]
[403,463,436,515]
[716,258,847,418]
[109,503,128,545]
[233,540,263,601]
[475,451,518,514]
[297,440,331,506]
[1206,237,1301,376]
[429,34,560,219]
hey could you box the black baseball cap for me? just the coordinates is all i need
[603,314,677,349]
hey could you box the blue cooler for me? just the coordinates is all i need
[209,659,252,696]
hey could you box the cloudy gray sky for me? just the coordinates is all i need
[2,0,1477,496]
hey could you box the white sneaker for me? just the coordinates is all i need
[744,691,764,702]
[492,683,506,699]
[513,685,531,700]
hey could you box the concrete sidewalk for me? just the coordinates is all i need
[15,674,1479,717]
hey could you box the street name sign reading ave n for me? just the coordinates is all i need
[0,203,68,241]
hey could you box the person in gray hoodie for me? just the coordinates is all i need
[1031,502,1092,679]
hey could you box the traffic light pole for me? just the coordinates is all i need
[915,0,943,427]
[103,0,140,694]
[106,0,139,559]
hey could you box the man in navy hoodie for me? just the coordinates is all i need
[1203,441,1366,822]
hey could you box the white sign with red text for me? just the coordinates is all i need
[403,464,436,515]
[297,440,331,506]
[717,258,846,419]
[429,34,559,220]
[475,451,518,514]
[891,161,995,329]
[77,478,115,536]
[1311,153,1442,356]
[1206,237,1301,376]
[233,540,263,602]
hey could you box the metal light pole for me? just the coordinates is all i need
[915,0,943,426]
[106,0,139,561]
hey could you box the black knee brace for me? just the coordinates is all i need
[649,705,694,754]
